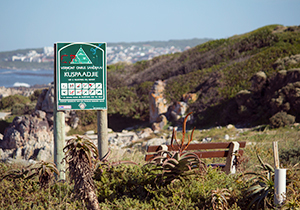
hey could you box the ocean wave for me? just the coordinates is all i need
[0,71,13,74]
[13,82,30,87]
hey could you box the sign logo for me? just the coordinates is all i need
[71,46,92,64]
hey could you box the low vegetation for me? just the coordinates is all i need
[1,117,300,209]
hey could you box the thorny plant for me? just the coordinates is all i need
[63,135,100,210]
[211,188,231,210]
[147,112,206,185]
[1,161,59,189]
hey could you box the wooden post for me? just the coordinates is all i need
[273,141,280,169]
[224,142,240,174]
[97,109,108,159]
[54,43,65,180]
[53,109,66,180]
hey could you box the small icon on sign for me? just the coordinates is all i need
[69,83,74,89]
[78,102,86,109]
[96,90,102,95]
[96,83,102,89]
[61,83,67,89]
[82,83,89,89]
[89,83,95,89]
[89,90,95,95]
[76,83,82,89]
[69,90,75,95]
[62,90,68,96]
[83,90,89,95]
[76,90,82,95]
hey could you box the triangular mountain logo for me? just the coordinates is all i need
[71,46,92,64]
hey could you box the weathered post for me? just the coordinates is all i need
[53,108,66,180]
[97,109,108,159]
[54,43,65,180]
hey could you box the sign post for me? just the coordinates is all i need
[54,42,108,174]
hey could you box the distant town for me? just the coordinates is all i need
[7,45,190,65]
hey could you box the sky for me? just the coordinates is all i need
[0,0,299,52]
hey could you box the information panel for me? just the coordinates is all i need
[56,42,106,110]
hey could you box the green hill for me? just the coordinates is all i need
[106,24,300,130]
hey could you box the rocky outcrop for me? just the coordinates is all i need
[234,68,300,125]
[273,54,300,70]
[0,86,34,99]
[0,110,53,161]
[149,80,168,123]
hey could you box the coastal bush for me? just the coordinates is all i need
[29,89,44,102]
[11,103,35,115]
[0,94,30,111]
[269,111,295,128]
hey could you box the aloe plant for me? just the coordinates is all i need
[148,112,206,185]
[63,135,100,210]
[243,153,275,209]
[211,188,231,210]
[1,161,59,189]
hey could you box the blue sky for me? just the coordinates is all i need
[0,0,299,52]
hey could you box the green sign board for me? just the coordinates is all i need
[55,42,107,110]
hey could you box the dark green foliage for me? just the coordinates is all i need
[0,94,30,110]
[11,103,35,115]
[29,88,44,102]
[269,111,296,128]
[108,85,150,120]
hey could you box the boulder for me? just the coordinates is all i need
[0,111,53,160]
[149,80,168,123]
[151,115,168,132]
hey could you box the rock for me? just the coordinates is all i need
[35,110,46,119]
[149,80,168,123]
[0,86,23,99]
[224,134,230,140]
[250,71,267,93]
[136,128,153,139]
[167,101,188,119]
[85,130,95,135]
[182,93,198,103]
[201,137,212,143]
[0,112,53,160]
[151,115,168,132]
[273,54,300,70]
[226,124,235,129]
[36,147,52,161]
[108,131,138,148]
[41,83,54,113]
[145,136,168,147]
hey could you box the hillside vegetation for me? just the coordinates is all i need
[106,24,300,130]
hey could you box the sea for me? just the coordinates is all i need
[0,69,54,88]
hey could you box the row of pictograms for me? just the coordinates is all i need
[61,83,102,89]
[61,83,103,96]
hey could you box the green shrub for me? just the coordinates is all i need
[29,89,43,102]
[0,95,30,111]
[269,111,295,128]
[11,103,36,115]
